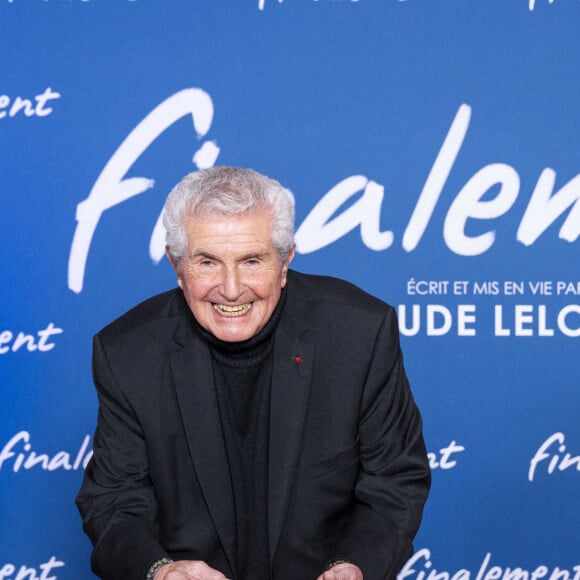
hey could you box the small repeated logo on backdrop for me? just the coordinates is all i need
[0,557,65,580]
[5,0,137,3]
[0,323,63,355]
[428,440,464,471]
[0,87,60,120]
[256,0,562,12]
[398,549,580,580]
[529,432,580,482]
[0,431,92,474]
[257,0,410,11]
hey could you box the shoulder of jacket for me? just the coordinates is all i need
[287,269,393,315]
[97,288,186,342]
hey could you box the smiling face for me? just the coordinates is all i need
[168,210,294,342]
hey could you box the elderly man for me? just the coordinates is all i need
[76,166,430,580]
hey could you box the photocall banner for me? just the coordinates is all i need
[1,1,578,578]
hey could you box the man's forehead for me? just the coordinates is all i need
[187,209,269,229]
[185,212,274,253]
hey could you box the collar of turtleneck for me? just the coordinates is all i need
[191,286,288,368]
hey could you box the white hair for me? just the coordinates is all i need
[163,166,295,268]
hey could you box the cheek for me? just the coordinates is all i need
[181,277,211,302]
[255,280,280,301]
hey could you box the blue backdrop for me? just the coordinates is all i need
[1,1,579,578]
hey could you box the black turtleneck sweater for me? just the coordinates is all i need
[192,289,287,580]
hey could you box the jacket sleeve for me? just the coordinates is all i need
[334,307,431,579]
[76,334,169,580]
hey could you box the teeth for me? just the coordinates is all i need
[213,303,252,316]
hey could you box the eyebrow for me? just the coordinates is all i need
[189,250,270,261]
[240,252,269,260]
[190,250,220,261]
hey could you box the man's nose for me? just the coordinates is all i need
[220,266,243,301]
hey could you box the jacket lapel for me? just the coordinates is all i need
[169,314,236,573]
[268,307,314,558]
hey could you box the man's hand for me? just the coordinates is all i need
[317,561,363,580]
[154,560,230,580]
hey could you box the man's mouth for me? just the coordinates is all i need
[212,303,252,317]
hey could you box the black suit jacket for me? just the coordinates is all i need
[77,270,430,580]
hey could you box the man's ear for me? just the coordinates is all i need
[165,246,183,289]
[281,245,295,288]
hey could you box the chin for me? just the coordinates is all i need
[213,325,256,343]
[218,333,253,343]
